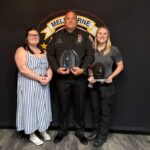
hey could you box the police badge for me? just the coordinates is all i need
[59,50,80,69]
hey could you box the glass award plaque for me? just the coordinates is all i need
[59,50,80,69]
[93,63,107,83]
[88,63,107,88]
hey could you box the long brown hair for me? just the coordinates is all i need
[24,27,44,54]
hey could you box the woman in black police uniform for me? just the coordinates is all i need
[47,10,94,145]
[87,26,124,147]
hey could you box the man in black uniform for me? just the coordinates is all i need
[47,10,94,145]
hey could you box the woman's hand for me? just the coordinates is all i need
[39,67,53,85]
[106,60,124,84]
[106,76,113,83]
[88,76,96,84]
[38,76,49,85]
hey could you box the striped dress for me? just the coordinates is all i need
[16,51,52,134]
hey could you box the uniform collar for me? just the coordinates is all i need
[96,48,105,54]
[64,28,78,35]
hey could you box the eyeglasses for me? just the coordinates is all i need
[28,34,39,38]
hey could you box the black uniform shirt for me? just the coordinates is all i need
[47,28,94,72]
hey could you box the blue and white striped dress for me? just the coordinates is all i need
[16,51,52,134]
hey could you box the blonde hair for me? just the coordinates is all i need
[95,26,112,55]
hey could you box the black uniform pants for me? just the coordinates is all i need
[56,74,87,136]
[89,82,115,137]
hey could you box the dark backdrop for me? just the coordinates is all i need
[0,0,150,132]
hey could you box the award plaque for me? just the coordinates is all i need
[88,63,107,88]
[93,63,106,83]
[59,50,80,69]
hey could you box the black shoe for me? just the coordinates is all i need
[54,133,67,143]
[92,138,103,147]
[75,134,88,145]
[92,135,107,147]
[87,132,97,141]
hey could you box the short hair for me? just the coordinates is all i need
[64,10,77,20]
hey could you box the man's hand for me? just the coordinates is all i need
[57,67,70,75]
[70,67,84,76]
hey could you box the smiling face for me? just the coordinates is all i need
[96,27,109,44]
[27,29,40,46]
[64,11,77,32]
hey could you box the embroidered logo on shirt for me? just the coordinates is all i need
[56,38,63,44]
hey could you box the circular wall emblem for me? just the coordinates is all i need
[37,10,106,49]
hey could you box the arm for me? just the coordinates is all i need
[88,67,96,83]
[46,67,53,81]
[71,34,94,76]
[15,47,46,83]
[47,36,59,72]
[81,34,94,70]
[47,35,70,75]
[106,60,124,83]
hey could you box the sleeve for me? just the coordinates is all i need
[88,67,94,77]
[47,34,59,72]
[111,46,122,63]
[81,33,94,70]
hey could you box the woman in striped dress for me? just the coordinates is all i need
[15,28,53,146]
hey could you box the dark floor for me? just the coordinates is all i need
[0,129,150,150]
